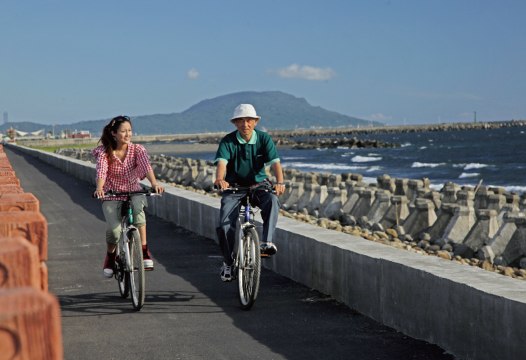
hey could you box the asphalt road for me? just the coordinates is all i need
[5,147,457,360]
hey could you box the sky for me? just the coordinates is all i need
[1,0,525,126]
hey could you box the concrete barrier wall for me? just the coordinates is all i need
[10,143,526,360]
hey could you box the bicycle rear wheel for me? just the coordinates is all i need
[237,227,261,310]
[128,230,145,311]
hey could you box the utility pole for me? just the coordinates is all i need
[474,111,477,123]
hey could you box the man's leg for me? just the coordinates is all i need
[216,192,243,266]
[252,191,280,254]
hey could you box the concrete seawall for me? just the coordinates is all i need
[9,143,526,360]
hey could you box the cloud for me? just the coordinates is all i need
[270,63,337,81]
[367,113,392,121]
[187,68,199,79]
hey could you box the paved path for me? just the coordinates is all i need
[5,147,456,360]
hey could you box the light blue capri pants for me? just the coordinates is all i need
[101,195,148,244]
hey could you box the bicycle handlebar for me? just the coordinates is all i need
[219,183,276,195]
[92,187,162,198]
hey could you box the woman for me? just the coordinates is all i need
[93,115,164,278]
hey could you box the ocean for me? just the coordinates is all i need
[165,126,526,194]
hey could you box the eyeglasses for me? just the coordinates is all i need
[110,116,131,127]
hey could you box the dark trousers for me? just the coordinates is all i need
[216,190,280,266]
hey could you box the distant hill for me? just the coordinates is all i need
[0,91,381,136]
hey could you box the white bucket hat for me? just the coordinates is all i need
[230,104,261,124]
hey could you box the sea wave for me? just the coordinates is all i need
[337,146,349,149]
[281,156,306,160]
[401,143,411,147]
[361,176,377,185]
[352,156,382,163]
[366,166,382,172]
[419,146,427,149]
[459,173,480,178]
[281,162,367,171]
[341,152,355,157]
[464,163,489,170]
[367,153,381,157]
[315,148,329,151]
[411,162,445,168]
[503,185,526,194]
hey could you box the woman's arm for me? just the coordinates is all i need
[146,171,164,194]
[94,178,106,198]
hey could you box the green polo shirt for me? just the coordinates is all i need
[214,129,280,186]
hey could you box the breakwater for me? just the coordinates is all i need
[12,143,526,360]
[267,119,526,138]
[56,147,526,279]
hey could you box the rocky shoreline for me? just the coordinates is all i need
[197,136,400,149]
[55,147,526,281]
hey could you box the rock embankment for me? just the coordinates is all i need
[197,136,399,149]
[290,137,400,150]
[56,147,526,280]
[266,120,526,138]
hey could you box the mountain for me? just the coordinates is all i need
[0,91,381,136]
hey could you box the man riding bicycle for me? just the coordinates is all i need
[214,104,285,282]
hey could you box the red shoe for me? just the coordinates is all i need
[103,252,116,278]
[143,245,154,270]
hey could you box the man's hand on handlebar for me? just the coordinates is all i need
[274,183,285,196]
[215,179,230,191]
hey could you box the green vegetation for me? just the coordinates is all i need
[0,91,382,136]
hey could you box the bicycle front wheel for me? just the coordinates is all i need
[128,230,145,311]
[116,242,130,298]
[237,227,261,310]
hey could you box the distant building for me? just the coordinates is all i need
[68,130,91,139]
[3,112,7,124]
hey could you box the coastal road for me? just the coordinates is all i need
[5,147,456,360]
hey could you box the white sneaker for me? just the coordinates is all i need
[220,262,234,282]
[103,268,113,278]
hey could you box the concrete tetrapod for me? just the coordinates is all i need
[379,196,409,230]
[318,187,346,220]
[456,209,499,259]
[435,205,476,248]
[401,198,437,239]
[478,213,526,265]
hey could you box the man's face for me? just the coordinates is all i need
[234,117,259,138]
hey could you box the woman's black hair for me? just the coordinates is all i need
[98,115,131,165]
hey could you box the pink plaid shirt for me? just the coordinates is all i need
[93,142,153,201]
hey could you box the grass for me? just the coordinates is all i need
[25,143,97,153]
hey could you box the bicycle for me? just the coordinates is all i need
[94,187,161,311]
[222,183,276,310]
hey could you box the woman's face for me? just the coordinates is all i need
[112,121,132,145]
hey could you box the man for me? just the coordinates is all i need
[214,104,285,282]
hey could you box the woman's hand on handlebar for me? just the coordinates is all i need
[214,179,230,191]
[151,183,164,194]
[94,188,105,199]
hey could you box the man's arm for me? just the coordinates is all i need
[215,160,230,190]
[271,161,285,196]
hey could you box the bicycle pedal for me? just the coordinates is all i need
[144,268,154,271]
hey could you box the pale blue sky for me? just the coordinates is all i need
[1,0,525,125]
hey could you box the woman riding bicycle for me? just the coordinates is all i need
[93,115,164,278]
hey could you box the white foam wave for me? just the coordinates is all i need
[361,176,377,185]
[366,166,382,172]
[401,143,411,147]
[419,146,427,149]
[504,185,526,194]
[428,139,433,142]
[453,163,466,168]
[459,173,480,178]
[429,184,442,191]
[281,156,306,160]
[337,146,349,149]
[281,162,367,171]
[352,156,382,163]
[464,163,489,170]
[367,153,381,157]
[341,152,355,157]
[315,148,329,151]
[411,162,445,168]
